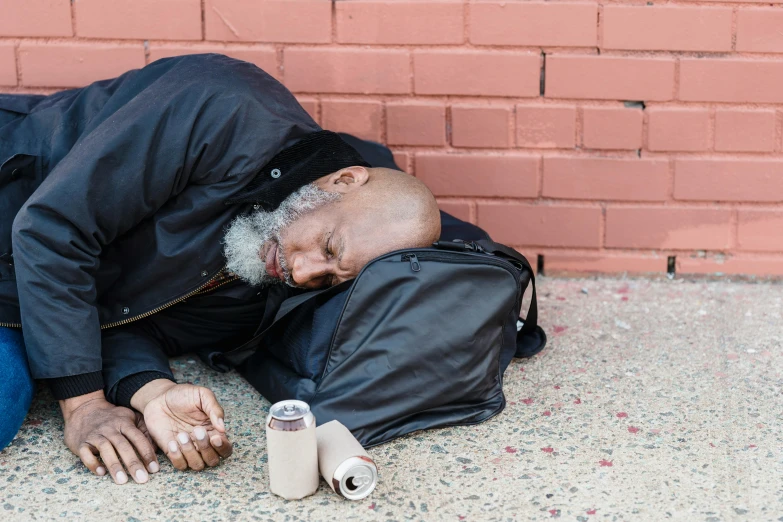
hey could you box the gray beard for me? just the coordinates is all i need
[222,183,341,287]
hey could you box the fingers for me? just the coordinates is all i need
[165,439,188,471]
[176,431,205,471]
[122,425,160,474]
[198,388,226,433]
[95,437,129,485]
[208,430,233,459]
[78,443,107,477]
[108,434,149,484]
[192,427,221,467]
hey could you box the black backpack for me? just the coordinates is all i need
[216,135,547,447]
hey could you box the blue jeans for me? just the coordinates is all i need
[0,328,34,450]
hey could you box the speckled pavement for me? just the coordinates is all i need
[1,277,781,522]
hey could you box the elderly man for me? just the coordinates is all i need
[0,54,441,484]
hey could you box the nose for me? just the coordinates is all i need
[290,253,331,287]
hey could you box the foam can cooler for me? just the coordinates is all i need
[265,400,319,500]
[316,420,378,500]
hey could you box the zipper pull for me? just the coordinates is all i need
[402,253,421,272]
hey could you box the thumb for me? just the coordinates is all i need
[198,387,226,433]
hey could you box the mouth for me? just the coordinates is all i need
[262,241,285,281]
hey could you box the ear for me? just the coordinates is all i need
[314,166,370,194]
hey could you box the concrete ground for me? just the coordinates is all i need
[1,277,781,522]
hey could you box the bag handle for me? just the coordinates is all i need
[474,239,547,358]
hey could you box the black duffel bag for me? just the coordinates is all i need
[220,233,546,447]
[215,134,546,446]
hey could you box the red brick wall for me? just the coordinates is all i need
[2,0,782,277]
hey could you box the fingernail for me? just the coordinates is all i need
[148,461,160,473]
[177,432,190,445]
[135,469,149,482]
[168,441,179,453]
[194,427,206,440]
[115,471,128,484]
[212,437,223,448]
[96,466,106,476]
[218,418,225,430]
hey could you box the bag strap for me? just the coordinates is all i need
[474,239,547,358]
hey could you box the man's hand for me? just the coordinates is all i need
[60,391,159,485]
[131,380,232,471]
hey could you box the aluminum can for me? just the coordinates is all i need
[316,420,378,500]
[265,400,319,500]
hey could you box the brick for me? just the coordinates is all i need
[737,9,783,52]
[516,106,576,148]
[0,0,72,37]
[606,207,732,250]
[582,107,643,150]
[681,0,783,4]
[148,46,280,80]
[295,97,319,125]
[414,51,540,97]
[451,106,511,149]
[602,6,732,52]
[680,59,783,103]
[545,253,667,275]
[0,45,15,87]
[738,210,783,252]
[321,100,383,142]
[336,1,463,44]
[674,159,783,203]
[543,157,669,202]
[285,48,410,94]
[470,2,597,47]
[76,0,201,40]
[478,204,602,248]
[677,256,783,277]
[437,201,472,223]
[416,153,539,198]
[205,0,331,43]
[546,55,675,101]
[387,103,445,146]
[647,108,710,152]
[392,151,411,173]
[19,43,145,88]
[715,109,776,152]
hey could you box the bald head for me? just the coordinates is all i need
[341,167,442,250]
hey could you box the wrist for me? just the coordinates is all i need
[59,390,108,422]
[130,379,177,413]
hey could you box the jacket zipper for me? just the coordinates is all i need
[0,269,234,331]
[0,321,22,328]
[100,267,231,330]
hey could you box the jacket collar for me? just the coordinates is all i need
[228,130,371,211]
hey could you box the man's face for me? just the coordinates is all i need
[224,183,412,289]
[223,184,340,288]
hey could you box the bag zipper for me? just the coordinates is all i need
[401,251,521,277]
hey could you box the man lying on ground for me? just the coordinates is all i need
[0,54,440,484]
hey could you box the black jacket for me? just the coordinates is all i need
[0,54,366,399]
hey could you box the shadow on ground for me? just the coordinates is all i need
[1,277,781,521]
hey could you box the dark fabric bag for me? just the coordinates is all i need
[224,231,546,447]
[221,135,547,447]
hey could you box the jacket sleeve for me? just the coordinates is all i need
[11,58,302,399]
[100,324,176,407]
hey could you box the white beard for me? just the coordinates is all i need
[222,183,341,286]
